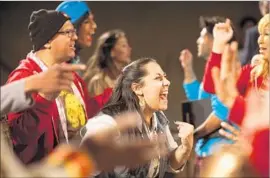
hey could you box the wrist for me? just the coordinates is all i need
[212,41,226,54]
[183,68,196,83]
[24,75,38,94]
[183,66,194,74]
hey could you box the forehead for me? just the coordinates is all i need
[144,62,164,76]
[116,36,127,44]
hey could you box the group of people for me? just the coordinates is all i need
[1,1,269,178]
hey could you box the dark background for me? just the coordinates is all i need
[0,1,260,131]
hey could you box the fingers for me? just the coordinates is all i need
[61,72,74,81]
[219,128,238,141]
[59,63,86,72]
[221,122,240,136]
[174,122,194,138]
[121,135,168,167]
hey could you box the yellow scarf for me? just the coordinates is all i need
[59,91,86,129]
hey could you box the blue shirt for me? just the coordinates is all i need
[183,80,236,157]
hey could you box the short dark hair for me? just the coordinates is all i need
[199,16,237,43]
[239,16,257,29]
[199,16,226,36]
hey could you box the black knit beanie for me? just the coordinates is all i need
[28,9,70,52]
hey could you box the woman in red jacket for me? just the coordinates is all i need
[83,29,132,114]
[7,9,94,164]
[202,14,269,177]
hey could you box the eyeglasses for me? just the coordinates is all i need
[57,29,77,38]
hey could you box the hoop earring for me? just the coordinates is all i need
[139,99,145,109]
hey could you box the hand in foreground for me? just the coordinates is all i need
[81,112,168,172]
[25,63,86,100]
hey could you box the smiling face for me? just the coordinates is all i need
[138,62,170,112]
[258,14,270,61]
[111,35,132,65]
[49,20,78,62]
[77,13,97,48]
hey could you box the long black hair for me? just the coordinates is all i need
[101,57,156,117]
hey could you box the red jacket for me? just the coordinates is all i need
[6,57,96,164]
[89,87,112,115]
[202,52,269,177]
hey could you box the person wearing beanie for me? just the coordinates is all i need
[5,9,95,164]
[56,1,97,64]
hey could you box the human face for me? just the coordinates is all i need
[50,20,78,62]
[111,36,132,65]
[258,20,270,61]
[140,62,170,112]
[77,13,97,48]
[196,28,213,60]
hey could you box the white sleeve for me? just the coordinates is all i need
[81,114,118,176]
[83,114,117,137]
[1,79,34,116]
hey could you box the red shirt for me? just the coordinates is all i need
[202,52,269,177]
[6,57,96,164]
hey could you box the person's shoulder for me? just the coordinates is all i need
[6,57,40,84]
[88,72,108,96]
[88,72,105,87]
[84,113,117,136]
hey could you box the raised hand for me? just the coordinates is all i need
[211,42,239,108]
[179,49,193,70]
[212,19,234,53]
[179,49,197,83]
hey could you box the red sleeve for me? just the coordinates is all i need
[228,95,246,126]
[202,52,222,94]
[250,129,269,177]
[228,65,252,126]
[6,69,54,144]
[236,64,252,95]
[86,88,112,118]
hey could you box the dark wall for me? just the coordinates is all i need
[0,1,260,125]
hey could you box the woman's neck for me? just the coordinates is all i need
[143,107,154,128]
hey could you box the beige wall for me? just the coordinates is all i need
[0,1,260,126]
